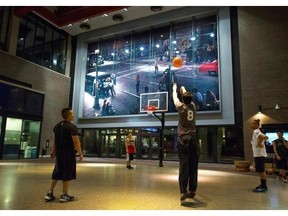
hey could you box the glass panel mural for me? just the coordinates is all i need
[83,15,219,117]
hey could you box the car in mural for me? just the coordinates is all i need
[198,59,218,76]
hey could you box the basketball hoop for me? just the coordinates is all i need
[145,105,156,116]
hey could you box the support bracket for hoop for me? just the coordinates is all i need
[144,104,165,167]
[151,112,165,167]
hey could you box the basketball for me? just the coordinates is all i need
[172,57,183,68]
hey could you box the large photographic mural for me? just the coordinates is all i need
[83,15,219,118]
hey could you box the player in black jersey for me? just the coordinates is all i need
[44,108,83,202]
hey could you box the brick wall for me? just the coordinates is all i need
[238,6,288,161]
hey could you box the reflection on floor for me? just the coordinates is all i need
[0,158,287,211]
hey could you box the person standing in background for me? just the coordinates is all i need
[136,74,140,95]
[125,132,136,169]
[250,119,269,192]
[272,130,288,182]
[154,58,159,74]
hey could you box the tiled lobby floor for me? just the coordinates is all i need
[0,157,287,212]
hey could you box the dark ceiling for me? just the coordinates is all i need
[14,6,127,27]
[13,6,184,36]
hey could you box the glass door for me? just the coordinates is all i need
[2,118,41,159]
[19,120,41,159]
[100,134,117,157]
[108,135,117,157]
[120,135,126,157]
[140,136,150,159]
[3,118,22,159]
[139,132,160,159]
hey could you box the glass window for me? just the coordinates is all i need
[83,130,99,156]
[98,132,118,157]
[197,127,212,162]
[80,126,243,162]
[17,13,68,74]
[3,118,22,159]
[151,26,170,73]
[33,20,45,64]
[24,15,36,58]
[2,118,41,159]
[20,120,41,159]
[58,34,67,71]
[83,15,219,118]
[7,87,25,114]
[0,7,10,51]
[0,116,2,137]
[163,128,178,160]
[24,90,44,117]
[218,127,244,161]
[42,27,53,68]
[0,81,44,119]
[51,31,66,70]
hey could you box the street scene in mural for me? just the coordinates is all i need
[83,16,220,118]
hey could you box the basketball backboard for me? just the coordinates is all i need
[140,91,168,113]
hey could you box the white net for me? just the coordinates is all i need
[147,111,153,116]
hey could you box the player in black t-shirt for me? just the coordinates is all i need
[272,130,288,182]
[44,108,83,202]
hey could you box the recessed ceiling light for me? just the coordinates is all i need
[112,14,124,22]
[67,23,73,27]
[80,23,91,30]
[102,14,108,17]
[150,6,163,12]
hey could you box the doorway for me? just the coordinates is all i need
[2,118,41,159]
[139,131,160,160]
[100,134,117,157]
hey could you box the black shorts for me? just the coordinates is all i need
[275,158,287,170]
[254,157,265,173]
[52,155,76,181]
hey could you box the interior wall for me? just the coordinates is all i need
[238,6,288,161]
[0,51,71,153]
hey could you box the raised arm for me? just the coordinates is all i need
[257,134,268,148]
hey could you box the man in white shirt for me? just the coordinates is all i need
[250,119,269,192]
